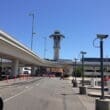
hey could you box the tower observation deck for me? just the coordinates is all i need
[49,31,65,61]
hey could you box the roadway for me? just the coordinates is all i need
[0,77,96,110]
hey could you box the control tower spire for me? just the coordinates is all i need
[49,30,65,61]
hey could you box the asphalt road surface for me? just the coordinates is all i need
[0,77,95,110]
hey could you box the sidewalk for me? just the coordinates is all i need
[87,86,110,98]
[0,76,42,87]
[65,80,95,110]
[70,77,110,99]
[88,86,108,90]
[88,91,110,98]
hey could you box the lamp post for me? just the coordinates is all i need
[95,34,110,110]
[80,51,87,86]
[44,37,47,59]
[79,51,87,94]
[74,58,78,82]
[72,58,78,87]
[97,34,108,99]
[29,13,36,50]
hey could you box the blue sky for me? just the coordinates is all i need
[0,0,110,60]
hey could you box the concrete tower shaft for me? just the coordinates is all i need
[49,31,65,61]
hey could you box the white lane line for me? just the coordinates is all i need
[4,86,33,102]
[25,86,29,89]
[36,83,40,86]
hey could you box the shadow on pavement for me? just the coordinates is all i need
[62,94,67,110]
[0,97,3,110]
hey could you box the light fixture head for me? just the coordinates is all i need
[80,51,87,55]
[97,34,108,39]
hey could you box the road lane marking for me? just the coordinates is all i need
[36,83,40,86]
[25,86,29,89]
[4,86,33,102]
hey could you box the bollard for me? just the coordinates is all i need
[19,74,21,80]
[23,74,25,80]
[6,75,9,83]
[27,74,29,80]
[14,75,16,82]
[26,74,28,80]
[24,74,26,80]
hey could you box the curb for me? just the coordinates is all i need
[88,92,110,98]
[0,77,42,88]
[88,87,108,91]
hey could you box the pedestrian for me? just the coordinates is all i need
[60,72,64,80]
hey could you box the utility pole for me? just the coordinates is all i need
[80,51,86,86]
[29,12,36,50]
[74,58,78,82]
[95,34,110,110]
[44,37,47,59]
[97,34,108,99]
[79,51,87,95]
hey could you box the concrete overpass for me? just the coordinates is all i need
[0,30,62,76]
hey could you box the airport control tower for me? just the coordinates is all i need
[49,31,65,61]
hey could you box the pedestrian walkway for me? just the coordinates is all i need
[55,78,95,110]
[0,77,97,110]
[88,91,110,98]
[0,76,41,87]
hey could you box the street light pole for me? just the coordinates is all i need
[74,58,78,82]
[72,58,78,87]
[97,34,108,99]
[95,34,110,110]
[100,38,104,99]
[29,13,35,50]
[80,51,86,87]
[44,37,47,59]
[79,51,87,95]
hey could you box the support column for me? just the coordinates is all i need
[12,59,19,76]
[31,66,36,76]
[19,67,24,74]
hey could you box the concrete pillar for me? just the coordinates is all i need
[12,59,19,76]
[19,67,24,74]
[31,66,36,76]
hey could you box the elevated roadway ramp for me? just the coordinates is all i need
[0,30,62,75]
